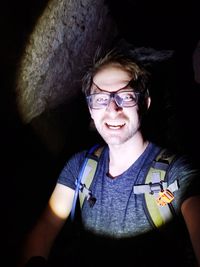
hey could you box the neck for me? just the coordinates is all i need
[108,136,149,177]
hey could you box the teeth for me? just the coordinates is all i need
[106,123,125,129]
[108,125,121,129]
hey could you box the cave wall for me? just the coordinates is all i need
[2,1,118,265]
[16,0,117,156]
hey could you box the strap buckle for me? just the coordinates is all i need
[149,182,163,194]
[156,189,175,206]
[79,183,96,207]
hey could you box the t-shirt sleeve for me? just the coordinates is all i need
[167,155,200,211]
[57,150,87,190]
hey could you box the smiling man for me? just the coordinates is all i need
[20,43,200,267]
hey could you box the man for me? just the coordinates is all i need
[20,43,200,267]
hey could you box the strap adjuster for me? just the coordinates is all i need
[78,182,96,207]
[149,182,163,194]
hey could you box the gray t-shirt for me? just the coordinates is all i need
[58,142,198,236]
[57,142,199,266]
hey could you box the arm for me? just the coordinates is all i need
[19,183,74,266]
[181,195,200,267]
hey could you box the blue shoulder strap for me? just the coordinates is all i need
[70,144,103,221]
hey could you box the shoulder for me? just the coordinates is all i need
[167,151,200,207]
[150,143,197,171]
[58,144,106,180]
[62,149,88,171]
[168,151,199,176]
[150,144,199,191]
[57,149,88,188]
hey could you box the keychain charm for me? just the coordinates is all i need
[156,189,175,206]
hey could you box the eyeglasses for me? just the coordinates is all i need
[86,89,140,109]
[86,81,142,109]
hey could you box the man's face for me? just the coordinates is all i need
[89,64,143,146]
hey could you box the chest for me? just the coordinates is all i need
[81,169,153,237]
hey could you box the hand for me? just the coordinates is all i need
[25,256,48,267]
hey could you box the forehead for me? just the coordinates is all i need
[92,64,132,92]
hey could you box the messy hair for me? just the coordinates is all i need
[82,40,173,96]
[82,46,150,97]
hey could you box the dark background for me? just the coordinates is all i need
[1,0,200,266]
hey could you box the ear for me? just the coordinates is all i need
[146,96,151,110]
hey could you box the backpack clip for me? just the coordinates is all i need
[156,189,175,206]
[149,182,163,195]
[149,181,175,206]
[78,182,96,207]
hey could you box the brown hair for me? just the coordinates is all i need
[82,46,150,97]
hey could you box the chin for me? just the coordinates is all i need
[103,136,128,146]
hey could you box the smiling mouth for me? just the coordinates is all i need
[105,123,125,129]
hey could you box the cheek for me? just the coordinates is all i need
[90,111,93,120]
[90,110,102,122]
[126,107,139,119]
[89,108,96,120]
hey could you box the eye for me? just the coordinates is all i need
[119,92,136,102]
[94,94,109,104]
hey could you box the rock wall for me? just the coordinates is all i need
[16,0,117,155]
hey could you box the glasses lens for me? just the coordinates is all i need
[87,90,139,109]
[117,91,138,107]
[87,93,110,109]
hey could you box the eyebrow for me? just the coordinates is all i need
[91,81,133,93]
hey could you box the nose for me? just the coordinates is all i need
[106,97,123,113]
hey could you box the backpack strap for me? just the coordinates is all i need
[70,144,104,221]
[79,145,104,209]
[133,148,179,228]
